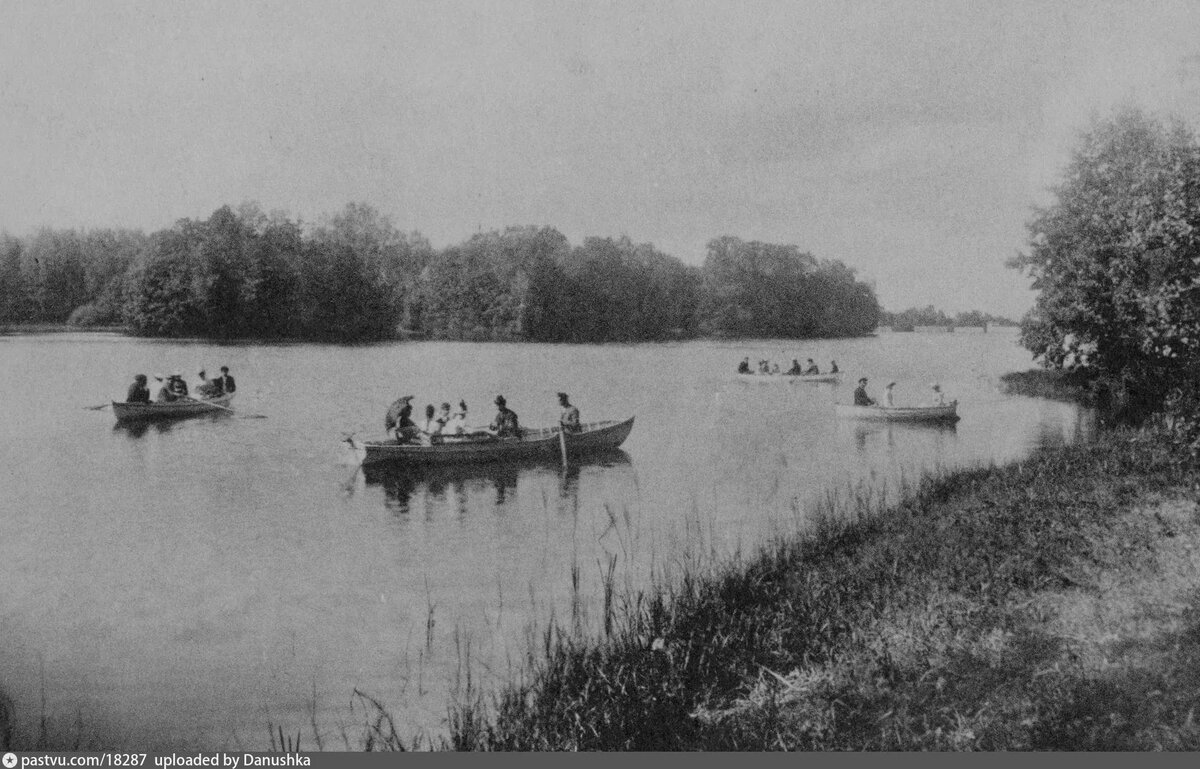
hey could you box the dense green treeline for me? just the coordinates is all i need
[0,203,879,342]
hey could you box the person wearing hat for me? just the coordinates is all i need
[418,403,444,445]
[853,377,876,406]
[195,369,221,398]
[883,381,897,407]
[126,374,151,404]
[216,365,236,394]
[830,360,839,374]
[167,372,189,399]
[558,392,581,433]
[737,357,751,374]
[445,400,469,436]
[153,375,176,403]
[929,383,946,406]
[435,402,454,431]
[803,358,820,375]
[489,395,520,438]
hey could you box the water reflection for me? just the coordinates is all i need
[110,412,230,438]
[361,449,632,517]
[846,420,959,453]
[112,420,178,438]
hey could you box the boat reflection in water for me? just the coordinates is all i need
[846,419,959,454]
[361,448,633,517]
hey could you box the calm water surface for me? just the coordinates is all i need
[0,330,1093,748]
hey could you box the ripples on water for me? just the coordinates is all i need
[0,330,1094,748]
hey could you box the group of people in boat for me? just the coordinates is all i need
[383,391,582,445]
[738,356,839,376]
[853,378,946,407]
[125,366,236,404]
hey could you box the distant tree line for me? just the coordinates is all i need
[0,204,879,342]
[878,305,1017,331]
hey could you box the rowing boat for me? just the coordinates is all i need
[737,372,843,384]
[351,417,635,466]
[112,394,235,423]
[834,401,959,422]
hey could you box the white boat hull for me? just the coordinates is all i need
[737,373,843,384]
[835,401,959,422]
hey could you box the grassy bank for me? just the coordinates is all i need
[438,427,1200,750]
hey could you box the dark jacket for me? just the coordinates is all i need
[217,374,236,394]
[853,385,875,406]
[126,382,151,403]
[491,407,520,437]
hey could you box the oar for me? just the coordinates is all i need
[83,403,112,411]
[199,399,268,419]
[558,425,569,470]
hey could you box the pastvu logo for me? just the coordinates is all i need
[2,752,17,768]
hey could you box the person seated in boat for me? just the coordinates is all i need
[435,402,454,431]
[830,360,839,374]
[153,375,176,403]
[786,359,803,375]
[488,395,520,438]
[420,403,444,445]
[884,381,897,407]
[215,366,236,394]
[758,360,770,374]
[195,369,221,398]
[126,374,151,404]
[444,400,469,436]
[770,363,781,374]
[803,359,820,375]
[737,357,751,374]
[853,377,875,406]
[928,383,946,405]
[168,372,189,399]
[558,392,581,433]
[385,395,421,443]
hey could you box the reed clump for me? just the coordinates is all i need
[444,427,1200,750]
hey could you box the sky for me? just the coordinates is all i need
[3,0,1200,318]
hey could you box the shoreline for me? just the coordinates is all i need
[440,424,1200,750]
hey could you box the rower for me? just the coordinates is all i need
[195,369,221,398]
[126,374,151,404]
[558,392,581,433]
[489,395,520,438]
[853,377,875,406]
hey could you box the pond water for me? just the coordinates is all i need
[0,329,1093,749]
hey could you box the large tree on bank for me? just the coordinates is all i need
[1011,106,1200,421]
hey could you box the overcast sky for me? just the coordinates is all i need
[3,0,1200,317]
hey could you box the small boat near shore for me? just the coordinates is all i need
[112,394,235,423]
[834,401,959,422]
[351,417,635,466]
[738,372,843,384]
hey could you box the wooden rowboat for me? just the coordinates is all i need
[352,417,635,466]
[834,401,959,422]
[112,394,235,423]
[737,372,843,384]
